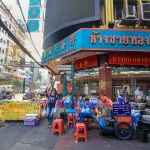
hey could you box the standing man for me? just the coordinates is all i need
[134,87,143,102]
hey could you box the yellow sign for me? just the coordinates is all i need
[0,102,40,120]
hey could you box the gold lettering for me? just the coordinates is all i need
[131,36,137,45]
[97,35,102,44]
[116,36,122,44]
[123,36,129,45]
[109,36,116,45]
[144,58,148,62]
[90,35,97,44]
[145,37,150,45]
[138,36,144,45]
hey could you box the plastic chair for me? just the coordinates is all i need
[75,123,87,142]
[52,119,64,136]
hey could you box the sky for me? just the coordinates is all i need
[4,0,29,19]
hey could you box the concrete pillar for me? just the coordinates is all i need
[99,54,112,99]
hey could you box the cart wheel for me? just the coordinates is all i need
[115,122,132,140]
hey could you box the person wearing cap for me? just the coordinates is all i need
[81,98,90,109]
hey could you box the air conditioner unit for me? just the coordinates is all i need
[123,5,136,19]
[138,3,150,20]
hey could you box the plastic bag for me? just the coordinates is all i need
[51,108,56,116]
[46,107,49,117]
[41,109,47,117]
[98,118,106,128]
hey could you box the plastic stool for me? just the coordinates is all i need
[67,114,76,128]
[52,119,64,136]
[75,123,87,142]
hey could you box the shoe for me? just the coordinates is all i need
[49,125,52,128]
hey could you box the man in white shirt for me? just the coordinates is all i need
[134,87,143,102]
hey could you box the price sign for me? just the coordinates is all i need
[113,104,131,116]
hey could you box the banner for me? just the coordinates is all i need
[27,20,40,32]
[74,55,97,70]
[28,7,41,19]
[0,102,40,120]
[109,53,150,66]
[30,0,41,5]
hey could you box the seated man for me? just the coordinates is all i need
[80,98,90,110]
[100,93,112,109]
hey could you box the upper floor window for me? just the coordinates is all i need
[113,0,124,20]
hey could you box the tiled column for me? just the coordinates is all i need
[56,75,63,94]
[99,54,112,99]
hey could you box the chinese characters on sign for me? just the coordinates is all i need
[42,29,150,64]
[74,55,97,70]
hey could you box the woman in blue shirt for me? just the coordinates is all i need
[47,89,58,127]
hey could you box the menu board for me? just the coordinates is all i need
[113,104,131,116]
[0,102,40,120]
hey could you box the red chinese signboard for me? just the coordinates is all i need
[109,53,150,66]
[74,55,98,70]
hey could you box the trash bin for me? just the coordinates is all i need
[137,126,149,143]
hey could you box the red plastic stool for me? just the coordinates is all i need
[52,119,64,136]
[75,123,87,142]
[67,114,76,128]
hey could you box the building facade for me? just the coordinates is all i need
[42,0,150,100]
[0,3,26,81]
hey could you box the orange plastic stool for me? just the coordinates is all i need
[75,123,87,142]
[67,114,76,128]
[52,119,64,136]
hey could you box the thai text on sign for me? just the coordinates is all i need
[0,102,40,120]
[90,32,150,46]
[109,53,150,66]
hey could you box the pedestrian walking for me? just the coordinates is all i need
[47,89,58,127]
[122,86,130,104]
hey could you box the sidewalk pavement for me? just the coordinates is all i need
[53,127,150,150]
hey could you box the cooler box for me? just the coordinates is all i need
[24,114,39,126]
[24,119,38,126]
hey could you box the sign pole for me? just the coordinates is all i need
[71,62,75,108]
[22,78,25,93]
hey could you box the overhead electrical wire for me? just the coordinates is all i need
[0,18,42,67]
[0,0,41,60]
[0,0,57,75]
[16,0,42,59]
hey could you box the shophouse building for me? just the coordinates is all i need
[42,0,150,100]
